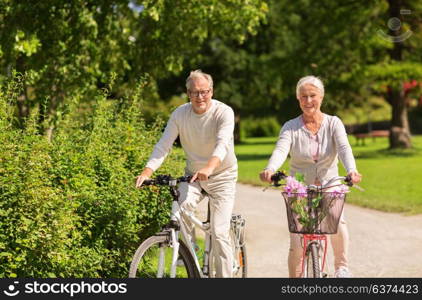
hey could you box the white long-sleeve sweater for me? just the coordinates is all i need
[266,114,357,185]
[146,99,237,175]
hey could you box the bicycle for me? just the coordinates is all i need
[129,174,247,278]
[269,171,355,278]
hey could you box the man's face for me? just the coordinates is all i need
[187,77,213,114]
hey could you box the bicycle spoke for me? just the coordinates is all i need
[129,235,197,278]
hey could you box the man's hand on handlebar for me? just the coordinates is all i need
[135,167,153,188]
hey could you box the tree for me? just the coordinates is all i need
[366,0,422,148]
[0,0,268,134]
[176,0,422,148]
[262,0,422,149]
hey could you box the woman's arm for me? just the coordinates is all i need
[260,123,292,182]
[333,117,362,183]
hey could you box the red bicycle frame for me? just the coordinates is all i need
[301,234,328,277]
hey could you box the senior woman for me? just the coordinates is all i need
[260,75,362,278]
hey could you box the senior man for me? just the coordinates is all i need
[136,70,238,277]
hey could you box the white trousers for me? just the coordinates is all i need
[178,167,237,278]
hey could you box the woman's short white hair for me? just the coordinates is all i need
[296,75,324,98]
[186,69,213,90]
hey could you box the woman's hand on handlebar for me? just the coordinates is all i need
[259,169,274,183]
[347,170,362,184]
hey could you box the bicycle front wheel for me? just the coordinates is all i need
[129,233,199,278]
[304,242,321,278]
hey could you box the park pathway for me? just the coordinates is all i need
[201,183,422,277]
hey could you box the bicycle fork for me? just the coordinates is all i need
[169,228,180,278]
[167,199,213,278]
[301,234,328,277]
[154,227,181,278]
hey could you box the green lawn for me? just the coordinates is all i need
[235,135,422,215]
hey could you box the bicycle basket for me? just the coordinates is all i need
[282,192,346,234]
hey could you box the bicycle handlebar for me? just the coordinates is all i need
[270,171,353,189]
[142,175,193,187]
[270,171,288,187]
[324,175,353,188]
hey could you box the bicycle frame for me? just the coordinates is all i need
[301,234,328,277]
[165,193,245,278]
[162,195,213,278]
[182,205,212,277]
[135,175,246,278]
[269,171,357,278]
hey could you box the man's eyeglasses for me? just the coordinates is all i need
[188,89,211,98]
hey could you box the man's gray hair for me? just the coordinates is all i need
[296,75,325,97]
[186,69,213,90]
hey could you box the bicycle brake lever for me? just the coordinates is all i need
[263,183,280,192]
[352,184,365,192]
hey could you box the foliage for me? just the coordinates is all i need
[161,0,422,146]
[0,1,267,277]
[362,62,422,91]
[0,0,268,128]
[0,75,185,277]
[337,96,392,126]
[240,116,280,138]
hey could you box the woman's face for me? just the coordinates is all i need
[297,84,323,116]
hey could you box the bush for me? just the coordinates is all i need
[240,117,280,139]
[0,77,184,277]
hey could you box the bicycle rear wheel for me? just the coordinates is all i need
[231,228,247,278]
[208,227,247,278]
[129,233,199,278]
[304,242,321,278]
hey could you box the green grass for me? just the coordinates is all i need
[235,135,422,215]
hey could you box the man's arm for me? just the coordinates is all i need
[190,106,234,182]
[135,111,179,188]
[211,107,235,162]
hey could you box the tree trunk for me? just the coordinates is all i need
[234,112,241,144]
[387,0,412,149]
[41,92,60,142]
[17,92,29,127]
[387,88,412,148]
[16,57,30,127]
